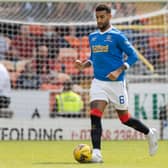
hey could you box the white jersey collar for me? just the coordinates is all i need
[99,25,114,34]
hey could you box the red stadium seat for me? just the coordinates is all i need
[64,36,80,48]
[149,37,168,62]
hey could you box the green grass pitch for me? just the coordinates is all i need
[0,140,167,168]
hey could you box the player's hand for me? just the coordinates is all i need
[75,60,83,71]
[106,64,126,80]
[106,69,122,81]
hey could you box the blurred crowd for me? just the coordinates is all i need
[0,2,167,91]
[0,2,167,117]
[0,27,167,91]
[0,24,96,91]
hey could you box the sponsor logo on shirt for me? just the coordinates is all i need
[92,45,109,53]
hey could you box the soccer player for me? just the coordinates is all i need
[75,4,158,163]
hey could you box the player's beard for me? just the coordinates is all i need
[98,21,110,32]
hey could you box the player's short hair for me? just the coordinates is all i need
[63,79,73,91]
[95,4,111,13]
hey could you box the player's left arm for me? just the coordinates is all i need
[107,33,138,80]
[119,33,138,66]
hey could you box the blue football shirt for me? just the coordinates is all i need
[88,26,138,81]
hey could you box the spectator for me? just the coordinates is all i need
[29,25,45,37]
[40,73,59,91]
[11,24,36,60]
[0,33,29,85]
[32,45,51,80]
[16,62,41,90]
[0,62,13,118]
[42,26,60,59]
[63,25,91,76]
[52,79,84,118]
[16,45,51,89]
[0,34,11,60]
[35,45,49,73]
[35,26,71,75]
[41,25,70,59]
[40,72,70,91]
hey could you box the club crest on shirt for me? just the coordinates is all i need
[91,37,97,42]
[104,35,112,42]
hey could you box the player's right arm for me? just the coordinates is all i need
[75,59,92,71]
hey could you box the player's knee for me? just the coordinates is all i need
[90,108,103,118]
[118,112,131,124]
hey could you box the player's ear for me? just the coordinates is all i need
[108,13,112,20]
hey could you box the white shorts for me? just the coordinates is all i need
[90,79,128,110]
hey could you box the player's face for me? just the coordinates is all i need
[96,11,111,32]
